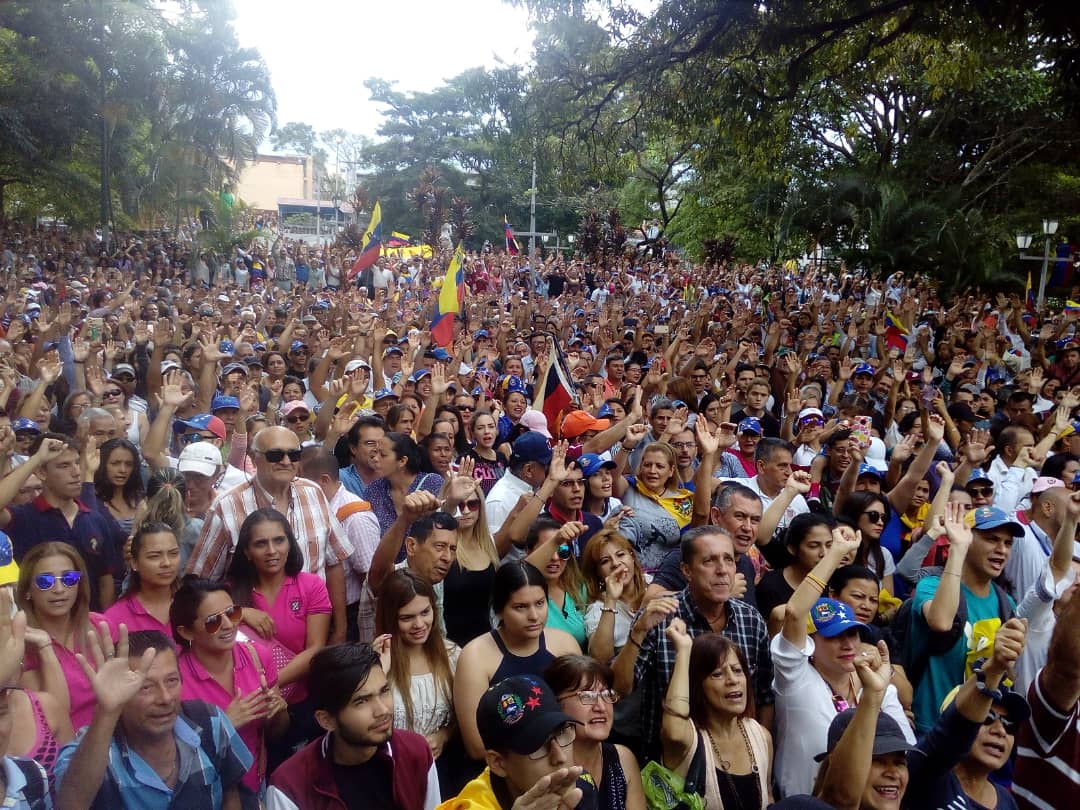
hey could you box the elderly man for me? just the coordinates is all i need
[186,426,353,642]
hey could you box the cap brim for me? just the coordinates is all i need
[815,618,869,639]
[504,715,580,756]
[975,519,1025,537]
[178,461,218,477]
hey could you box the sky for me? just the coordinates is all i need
[230,0,537,144]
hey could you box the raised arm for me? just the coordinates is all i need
[922,501,971,632]
[783,527,862,649]
[660,618,697,770]
[368,491,439,596]
[886,413,946,512]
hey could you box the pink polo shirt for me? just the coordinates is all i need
[103,594,171,637]
[22,613,104,731]
[249,573,330,704]
[178,640,278,794]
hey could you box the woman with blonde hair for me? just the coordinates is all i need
[525,517,589,647]
[439,461,501,647]
[615,441,693,572]
[580,530,648,661]
[16,541,101,729]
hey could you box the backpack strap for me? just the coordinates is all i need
[336,500,372,522]
[11,758,48,810]
[684,730,707,797]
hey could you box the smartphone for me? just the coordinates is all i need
[852,416,872,449]
[87,317,104,341]
[921,384,939,408]
[654,324,669,335]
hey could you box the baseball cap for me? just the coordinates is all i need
[0,531,19,587]
[160,360,182,375]
[475,675,579,756]
[111,363,136,379]
[344,359,371,374]
[373,388,398,402]
[172,413,227,441]
[281,400,311,417]
[814,707,913,762]
[561,410,610,439]
[473,329,490,340]
[409,369,432,383]
[177,442,223,477]
[383,345,403,356]
[290,340,308,353]
[244,356,263,369]
[510,432,553,467]
[966,469,993,486]
[853,363,875,377]
[12,417,41,434]
[218,340,235,357]
[578,453,617,477]
[856,463,884,480]
[797,407,824,422]
[596,402,615,419]
[211,395,240,412]
[221,362,248,378]
[518,410,552,439]
[968,506,1024,537]
[737,417,763,435]
[429,348,452,362]
[500,375,528,396]
[1031,476,1065,495]
[809,598,869,639]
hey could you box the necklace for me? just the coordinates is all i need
[706,719,761,810]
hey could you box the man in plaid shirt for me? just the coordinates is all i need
[612,525,773,757]
[185,427,353,642]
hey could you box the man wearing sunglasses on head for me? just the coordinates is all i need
[186,427,353,643]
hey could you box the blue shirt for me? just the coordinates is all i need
[1,756,51,809]
[7,493,125,611]
[54,702,252,810]
[339,464,373,500]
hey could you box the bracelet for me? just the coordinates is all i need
[600,607,617,616]
[627,635,642,650]
[662,702,691,720]
[805,573,828,591]
[943,571,961,578]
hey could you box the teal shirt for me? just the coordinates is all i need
[911,575,1014,733]
[546,587,588,647]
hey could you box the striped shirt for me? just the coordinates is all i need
[185,478,352,581]
[1013,670,1080,810]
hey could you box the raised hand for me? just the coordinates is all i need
[34,437,69,465]
[853,640,892,694]
[373,633,392,673]
[401,490,441,521]
[75,623,158,717]
[830,525,862,561]
[943,501,973,549]
[510,766,585,810]
[786,469,813,495]
[695,417,720,456]
[989,617,1027,674]
[81,435,101,479]
[925,413,946,444]
[963,429,991,465]
[160,370,193,410]
[430,363,449,396]
[664,616,692,652]
[0,589,27,687]
[634,592,679,636]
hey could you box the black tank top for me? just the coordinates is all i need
[488,629,553,684]
[443,561,496,647]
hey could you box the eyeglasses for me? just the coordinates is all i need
[202,604,243,633]
[284,413,309,424]
[181,432,215,445]
[562,688,620,706]
[968,485,994,498]
[103,389,123,398]
[863,510,887,524]
[461,499,482,512]
[258,448,302,463]
[34,570,82,590]
[983,709,1017,734]
[559,479,585,489]
[527,723,577,759]
[671,442,697,450]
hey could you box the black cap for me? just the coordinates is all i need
[476,675,578,756]
[814,707,914,762]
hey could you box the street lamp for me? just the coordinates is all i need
[1016,218,1060,312]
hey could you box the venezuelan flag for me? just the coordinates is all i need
[504,216,521,256]
[884,310,908,334]
[348,202,382,279]
[1026,270,1035,312]
[431,243,465,347]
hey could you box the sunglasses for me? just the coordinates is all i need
[202,604,243,633]
[34,570,82,590]
[457,406,474,413]
[181,432,214,445]
[284,413,309,424]
[968,485,994,498]
[103,389,123,398]
[461,498,481,512]
[799,418,824,428]
[863,510,887,524]
[983,709,1017,734]
[259,448,302,463]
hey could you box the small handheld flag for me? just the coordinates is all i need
[504,216,521,256]
[431,243,466,347]
[348,201,382,279]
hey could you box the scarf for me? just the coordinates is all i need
[635,478,693,528]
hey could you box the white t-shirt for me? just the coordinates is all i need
[771,634,914,798]
[732,476,810,529]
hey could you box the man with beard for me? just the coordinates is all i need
[268,643,439,810]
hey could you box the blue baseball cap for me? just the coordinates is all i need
[221,362,247,378]
[856,463,884,479]
[409,369,432,383]
[967,469,993,486]
[12,418,40,434]
[211,395,240,412]
[853,363,875,377]
[810,598,869,638]
[171,413,226,440]
[578,453,616,477]
[383,345,404,356]
[737,417,762,435]
[219,340,235,356]
[290,340,308,353]
[430,348,452,362]
[510,432,553,467]
[474,329,491,340]
[597,402,615,419]
[373,388,398,402]
[969,506,1024,537]
[501,375,528,396]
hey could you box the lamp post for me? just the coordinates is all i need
[1016,218,1059,311]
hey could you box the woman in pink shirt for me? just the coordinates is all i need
[170,577,288,795]
[16,541,103,730]
[103,522,179,636]
[226,508,332,766]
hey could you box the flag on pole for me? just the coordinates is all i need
[504,216,521,256]
[431,242,465,347]
[348,202,382,279]
[883,310,908,333]
[1025,269,1036,312]
[533,339,580,437]
[883,309,909,352]
[1065,300,1080,315]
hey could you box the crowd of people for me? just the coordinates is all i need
[0,220,1079,810]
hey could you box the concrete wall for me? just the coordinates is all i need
[235,154,312,211]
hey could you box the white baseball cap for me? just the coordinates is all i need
[177,443,222,477]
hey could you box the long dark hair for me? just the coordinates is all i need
[834,491,889,581]
[127,522,180,595]
[225,509,303,608]
[93,438,144,508]
[385,431,423,475]
[491,561,547,616]
[169,577,233,648]
[434,405,471,455]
